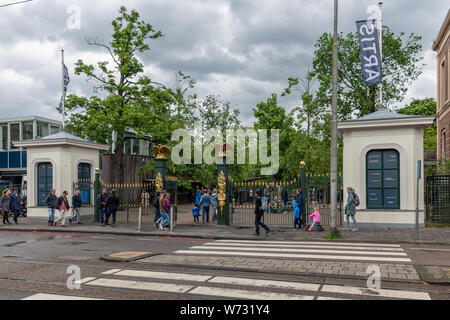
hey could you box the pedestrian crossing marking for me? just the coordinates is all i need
[189,245,408,256]
[175,239,412,263]
[216,240,401,247]
[22,293,103,300]
[208,276,321,292]
[203,242,405,251]
[188,286,315,300]
[321,285,431,300]
[85,278,193,293]
[101,269,122,275]
[75,277,97,284]
[85,269,430,300]
[113,269,213,282]
[174,249,412,263]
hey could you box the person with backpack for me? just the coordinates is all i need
[153,192,161,228]
[343,187,359,231]
[253,189,270,236]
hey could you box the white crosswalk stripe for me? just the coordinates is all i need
[80,268,431,300]
[174,240,412,263]
[22,293,103,300]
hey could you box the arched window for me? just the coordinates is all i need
[78,163,91,204]
[37,162,52,206]
[366,149,400,209]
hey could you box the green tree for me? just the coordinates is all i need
[65,7,194,182]
[253,93,295,179]
[311,26,424,119]
[397,98,437,151]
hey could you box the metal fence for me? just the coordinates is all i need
[229,174,343,228]
[425,175,450,224]
[73,179,179,225]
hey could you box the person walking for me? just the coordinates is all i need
[45,189,58,226]
[153,192,161,228]
[69,189,82,224]
[253,189,270,236]
[0,189,12,225]
[200,189,211,224]
[296,189,305,226]
[281,188,289,212]
[263,184,271,212]
[159,191,170,231]
[10,189,22,224]
[97,188,107,226]
[105,189,119,228]
[54,191,70,227]
[195,189,202,206]
[211,188,218,223]
[343,187,358,231]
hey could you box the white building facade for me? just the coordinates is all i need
[338,109,434,228]
[14,132,109,219]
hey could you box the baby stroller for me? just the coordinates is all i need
[305,221,325,232]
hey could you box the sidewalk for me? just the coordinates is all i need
[4,217,450,244]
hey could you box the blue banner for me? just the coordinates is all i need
[356,19,382,85]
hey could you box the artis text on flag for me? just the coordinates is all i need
[356,19,382,85]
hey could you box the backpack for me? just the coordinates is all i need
[353,193,360,207]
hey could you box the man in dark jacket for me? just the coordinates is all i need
[10,189,22,224]
[105,189,119,228]
[253,189,270,236]
[97,188,107,226]
[69,189,82,225]
[296,189,305,228]
[45,189,58,226]
[281,188,289,212]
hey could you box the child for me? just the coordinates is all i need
[192,204,200,224]
[293,201,303,229]
[308,207,321,231]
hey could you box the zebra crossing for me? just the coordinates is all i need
[53,268,430,300]
[174,239,412,263]
[17,267,432,300]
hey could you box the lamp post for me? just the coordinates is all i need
[330,0,339,234]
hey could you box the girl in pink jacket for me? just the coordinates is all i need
[308,207,321,231]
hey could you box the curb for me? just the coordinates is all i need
[3,226,450,245]
[135,260,423,284]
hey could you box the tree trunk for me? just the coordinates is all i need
[114,140,125,183]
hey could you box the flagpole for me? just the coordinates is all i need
[61,49,65,130]
[378,2,383,109]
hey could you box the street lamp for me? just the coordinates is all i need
[0,0,33,8]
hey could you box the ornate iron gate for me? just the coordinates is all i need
[425,175,450,223]
[229,174,343,228]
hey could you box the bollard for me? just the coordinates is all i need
[170,206,174,231]
[138,206,142,231]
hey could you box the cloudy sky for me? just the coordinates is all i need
[0,0,447,125]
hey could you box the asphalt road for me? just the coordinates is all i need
[0,231,448,301]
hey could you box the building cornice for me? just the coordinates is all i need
[12,138,110,151]
[338,116,435,132]
[433,9,450,52]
